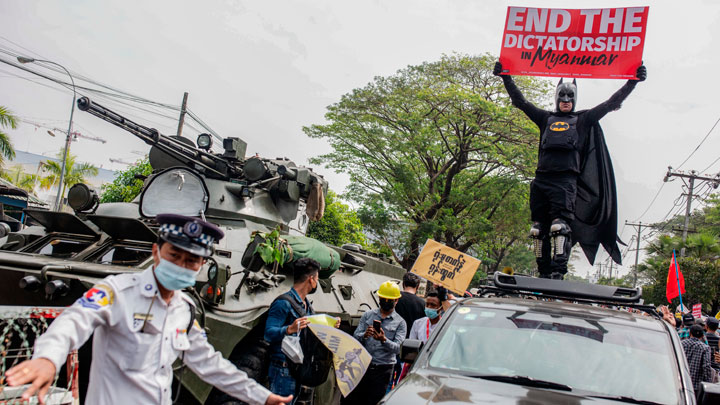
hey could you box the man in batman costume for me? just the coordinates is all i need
[494,61,647,279]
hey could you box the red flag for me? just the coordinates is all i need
[666,252,685,303]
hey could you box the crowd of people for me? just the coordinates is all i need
[267,269,449,405]
[660,305,720,397]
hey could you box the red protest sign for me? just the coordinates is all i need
[692,303,702,318]
[499,7,649,79]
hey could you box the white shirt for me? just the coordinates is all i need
[33,268,271,405]
[408,316,438,343]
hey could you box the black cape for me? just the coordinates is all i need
[571,119,623,265]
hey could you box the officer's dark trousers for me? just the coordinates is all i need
[341,363,394,405]
[530,172,576,276]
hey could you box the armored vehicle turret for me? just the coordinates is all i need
[0,97,406,404]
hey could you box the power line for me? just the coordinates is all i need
[633,182,666,222]
[675,116,720,170]
[664,169,720,256]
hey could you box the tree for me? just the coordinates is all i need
[638,196,720,312]
[306,190,367,247]
[1,165,39,193]
[39,152,98,199]
[100,158,153,203]
[0,106,18,167]
[305,54,552,269]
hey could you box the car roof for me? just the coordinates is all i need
[458,296,667,332]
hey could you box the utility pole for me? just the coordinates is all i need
[625,221,651,287]
[176,92,189,138]
[663,167,720,256]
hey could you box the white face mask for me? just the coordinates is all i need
[154,259,198,290]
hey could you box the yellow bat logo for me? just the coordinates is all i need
[550,121,570,131]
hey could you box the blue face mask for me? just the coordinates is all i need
[154,259,198,291]
[425,308,440,320]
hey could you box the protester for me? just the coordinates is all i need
[342,281,406,405]
[408,292,443,343]
[705,317,720,371]
[394,272,425,339]
[679,313,695,340]
[494,61,646,280]
[659,306,676,327]
[682,324,714,397]
[6,214,291,405]
[264,258,321,403]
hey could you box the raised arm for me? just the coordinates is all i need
[494,61,547,126]
[586,65,646,123]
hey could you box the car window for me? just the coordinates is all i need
[428,306,680,404]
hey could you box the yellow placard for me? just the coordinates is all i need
[306,314,339,327]
[308,324,372,397]
[410,239,481,295]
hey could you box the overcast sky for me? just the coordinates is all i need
[2,0,719,277]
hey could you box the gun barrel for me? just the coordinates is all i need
[77,97,159,144]
[77,97,232,178]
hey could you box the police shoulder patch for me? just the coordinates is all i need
[79,284,115,310]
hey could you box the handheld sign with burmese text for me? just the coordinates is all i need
[499,7,649,79]
[410,239,481,295]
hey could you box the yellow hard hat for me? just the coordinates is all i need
[377,280,401,300]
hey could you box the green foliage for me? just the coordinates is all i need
[1,165,39,193]
[0,106,18,167]
[639,256,720,311]
[100,158,152,203]
[40,152,98,198]
[596,273,634,287]
[254,228,288,266]
[306,190,367,247]
[639,196,720,312]
[304,53,552,268]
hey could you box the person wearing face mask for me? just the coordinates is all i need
[342,281,406,405]
[264,257,322,404]
[408,292,443,343]
[6,214,292,405]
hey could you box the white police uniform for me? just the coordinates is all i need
[33,267,272,404]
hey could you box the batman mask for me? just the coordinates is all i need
[555,78,577,112]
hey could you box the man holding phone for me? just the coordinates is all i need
[343,281,406,405]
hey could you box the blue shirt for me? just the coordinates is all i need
[264,288,313,361]
[352,309,406,365]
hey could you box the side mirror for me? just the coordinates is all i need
[400,339,423,364]
[700,382,720,404]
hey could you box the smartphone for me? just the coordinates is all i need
[373,320,382,332]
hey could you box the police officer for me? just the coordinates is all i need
[6,214,293,405]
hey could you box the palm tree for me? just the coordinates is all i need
[1,164,39,193]
[0,106,18,167]
[40,152,98,201]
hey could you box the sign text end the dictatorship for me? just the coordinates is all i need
[499,7,649,79]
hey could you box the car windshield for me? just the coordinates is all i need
[428,305,680,404]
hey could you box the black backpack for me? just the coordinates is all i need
[273,293,333,387]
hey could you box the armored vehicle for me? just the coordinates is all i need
[0,96,406,404]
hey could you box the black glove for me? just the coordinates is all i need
[635,64,647,81]
[493,61,503,76]
[436,286,448,302]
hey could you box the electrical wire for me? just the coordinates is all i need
[633,182,666,222]
[675,116,720,171]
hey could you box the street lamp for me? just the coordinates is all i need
[17,56,76,212]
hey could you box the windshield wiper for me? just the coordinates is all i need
[465,374,572,391]
[587,395,662,405]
